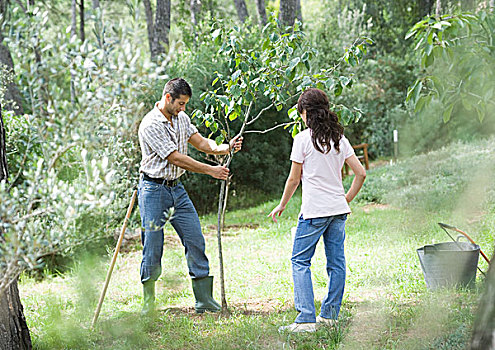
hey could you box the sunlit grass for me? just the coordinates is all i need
[19,138,495,349]
[20,196,492,349]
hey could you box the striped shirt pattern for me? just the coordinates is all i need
[138,105,198,179]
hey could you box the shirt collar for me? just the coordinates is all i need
[152,103,177,125]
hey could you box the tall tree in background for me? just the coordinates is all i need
[143,0,171,60]
[191,0,201,27]
[0,2,23,114]
[233,0,248,23]
[92,0,99,9]
[256,0,267,26]
[418,0,434,18]
[296,0,302,23]
[79,0,85,42]
[0,3,31,348]
[469,247,495,349]
[278,0,297,27]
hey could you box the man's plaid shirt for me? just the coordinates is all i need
[138,104,198,180]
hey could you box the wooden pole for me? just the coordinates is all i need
[91,189,137,327]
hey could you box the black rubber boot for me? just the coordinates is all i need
[191,276,221,313]
[141,280,155,316]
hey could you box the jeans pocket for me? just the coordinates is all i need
[310,217,329,227]
[143,181,161,192]
[334,213,348,221]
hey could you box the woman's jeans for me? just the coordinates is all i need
[138,178,210,283]
[292,214,347,323]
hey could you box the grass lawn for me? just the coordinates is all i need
[19,138,495,349]
[19,195,492,349]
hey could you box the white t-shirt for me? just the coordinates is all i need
[290,129,355,219]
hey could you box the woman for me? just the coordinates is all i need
[269,88,366,333]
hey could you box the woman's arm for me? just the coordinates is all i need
[268,161,302,222]
[344,154,366,203]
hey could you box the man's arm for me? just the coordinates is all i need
[167,151,229,180]
[188,133,243,155]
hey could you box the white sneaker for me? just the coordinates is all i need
[316,316,336,326]
[278,322,316,333]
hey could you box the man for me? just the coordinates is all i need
[138,78,242,314]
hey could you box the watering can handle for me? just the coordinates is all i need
[423,244,437,253]
[438,222,456,230]
[438,222,491,264]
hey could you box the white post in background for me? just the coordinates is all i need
[393,129,398,163]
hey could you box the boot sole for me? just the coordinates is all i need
[195,308,221,314]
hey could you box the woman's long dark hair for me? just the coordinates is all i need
[297,88,344,153]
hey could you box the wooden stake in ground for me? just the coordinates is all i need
[91,189,137,327]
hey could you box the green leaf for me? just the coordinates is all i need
[405,29,417,40]
[339,76,351,87]
[240,62,249,72]
[406,80,423,104]
[212,28,221,39]
[210,122,218,133]
[230,84,241,98]
[289,57,300,72]
[427,31,434,44]
[443,103,454,122]
[288,106,298,120]
[228,111,238,121]
[231,69,241,82]
[476,106,485,123]
[218,95,229,106]
[291,123,300,138]
[262,39,270,51]
[211,77,219,86]
[215,135,225,145]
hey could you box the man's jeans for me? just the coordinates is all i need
[137,178,209,283]
[291,214,347,323]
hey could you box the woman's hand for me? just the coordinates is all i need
[268,204,286,223]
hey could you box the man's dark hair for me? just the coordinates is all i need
[162,78,192,100]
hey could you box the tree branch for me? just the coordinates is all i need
[48,142,78,171]
[244,121,296,134]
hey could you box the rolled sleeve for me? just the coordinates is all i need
[187,123,198,139]
[141,125,177,159]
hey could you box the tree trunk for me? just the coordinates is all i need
[0,108,32,349]
[142,0,155,59]
[278,0,297,27]
[469,246,495,349]
[296,0,302,23]
[233,0,248,23]
[190,0,201,26]
[0,34,24,115]
[71,0,77,38]
[255,0,267,26]
[79,0,85,42]
[0,105,8,180]
[0,280,32,350]
[0,2,23,115]
[435,0,441,16]
[418,0,433,19]
[152,0,170,59]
